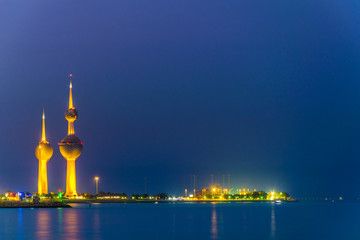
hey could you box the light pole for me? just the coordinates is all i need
[222,174,225,191]
[94,177,99,195]
[228,174,230,192]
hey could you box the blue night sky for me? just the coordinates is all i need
[1,0,360,197]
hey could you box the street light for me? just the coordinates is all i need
[94,177,99,195]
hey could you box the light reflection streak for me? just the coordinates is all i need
[211,205,218,239]
[63,209,80,240]
[17,208,23,240]
[36,210,51,240]
[93,209,102,240]
[271,205,276,239]
[58,208,63,235]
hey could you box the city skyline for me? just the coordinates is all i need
[1,2,359,240]
[1,1,360,198]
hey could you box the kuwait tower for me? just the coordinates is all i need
[35,108,53,194]
[59,74,83,197]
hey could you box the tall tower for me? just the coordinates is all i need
[59,74,83,197]
[35,108,53,195]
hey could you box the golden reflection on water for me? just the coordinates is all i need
[211,205,218,239]
[36,210,51,240]
[93,209,102,239]
[63,209,80,240]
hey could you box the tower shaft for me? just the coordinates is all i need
[66,158,77,196]
[68,121,75,135]
[38,160,48,194]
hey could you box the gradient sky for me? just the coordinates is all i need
[1,0,360,197]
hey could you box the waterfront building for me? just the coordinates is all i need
[58,74,83,196]
[35,108,53,194]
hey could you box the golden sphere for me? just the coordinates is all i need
[65,108,78,122]
[59,134,83,160]
[35,142,53,162]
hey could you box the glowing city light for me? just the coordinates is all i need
[95,177,100,194]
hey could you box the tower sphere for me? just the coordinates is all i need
[65,108,78,121]
[35,142,53,162]
[59,134,83,159]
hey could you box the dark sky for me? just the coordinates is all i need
[1,0,360,197]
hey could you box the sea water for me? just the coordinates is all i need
[0,201,359,240]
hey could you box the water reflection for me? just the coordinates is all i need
[63,209,80,240]
[93,209,102,240]
[36,210,51,240]
[17,208,23,240]
[58,208,63,234]
[271,205,276,239]
[211,205,218,239]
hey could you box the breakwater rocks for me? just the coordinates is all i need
[0,201,71,208]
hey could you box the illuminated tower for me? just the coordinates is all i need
[35,108,53,195]
[59,74,83,196]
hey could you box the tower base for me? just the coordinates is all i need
[66,158,77,197]
[38,160,48,195]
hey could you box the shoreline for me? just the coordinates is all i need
[0,199,298,208]
[0,201,71,208]
[64,199,298,204]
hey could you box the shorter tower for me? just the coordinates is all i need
[35,108,53,195]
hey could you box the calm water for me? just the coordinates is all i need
[0,201,359,240]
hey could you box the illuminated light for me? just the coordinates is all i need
[41,108,46,141]
[59,76,82,197]
[212,188,216,192]
[69,74,73,108]
[35,108,53,195]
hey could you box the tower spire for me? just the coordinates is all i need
[42,107,46,142]
[69,73,74,109]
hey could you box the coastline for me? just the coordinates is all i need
[0,201,71,208]
[0,199,297,208]
[64,199,298,204]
